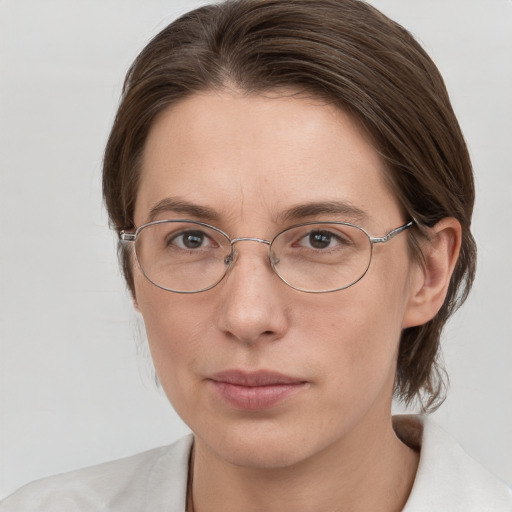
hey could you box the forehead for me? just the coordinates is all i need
[135,91,400,230]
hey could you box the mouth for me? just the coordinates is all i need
[207,370,308,410]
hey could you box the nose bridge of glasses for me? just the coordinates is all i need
[225,237,273,266]
[230,237,271,246]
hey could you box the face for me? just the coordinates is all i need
[133,90,422,469]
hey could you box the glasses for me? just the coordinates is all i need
[119,219,414,294]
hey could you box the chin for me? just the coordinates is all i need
[211,438,313,470]
[193,416,336,470]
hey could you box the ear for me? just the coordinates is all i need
[402,217,462,328]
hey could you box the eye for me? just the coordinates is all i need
[169,230,217,250]
[297,229,349,250]
[307,231,335,249]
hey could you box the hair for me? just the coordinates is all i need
[103,0,476,412]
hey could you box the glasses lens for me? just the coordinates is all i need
[135,221,231,292]
[271,223,371,292]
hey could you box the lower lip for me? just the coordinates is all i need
[210,381,306,410]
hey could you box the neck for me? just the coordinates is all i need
[189,414,419,512]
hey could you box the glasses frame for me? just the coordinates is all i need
[119,219,414,294]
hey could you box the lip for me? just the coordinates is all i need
[208,370,307,410]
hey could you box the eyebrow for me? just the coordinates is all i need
[146,197,367,226]
[147,197,221,223]
[279,201,367,223]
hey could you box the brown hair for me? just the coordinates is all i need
[103,0,476,411]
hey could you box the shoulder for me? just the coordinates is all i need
[0,435,193,512]
[395,415,512,512]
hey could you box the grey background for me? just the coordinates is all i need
[1,0,511,498]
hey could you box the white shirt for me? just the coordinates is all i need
[2,415,511,511]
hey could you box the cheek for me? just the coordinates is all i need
[134,275,214,396]
[304,259,412,391]
[305,297,399,378]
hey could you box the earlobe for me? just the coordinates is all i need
[402,217,462,328]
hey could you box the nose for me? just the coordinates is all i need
[215,241,289,345]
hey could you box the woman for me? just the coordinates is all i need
[2,0,511,510]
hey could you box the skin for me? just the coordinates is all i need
[133,90,461,512]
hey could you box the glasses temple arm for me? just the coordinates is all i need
[119,231,136,242]
[369,220,415,244]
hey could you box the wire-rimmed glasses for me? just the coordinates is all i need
[119,219,414,293]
